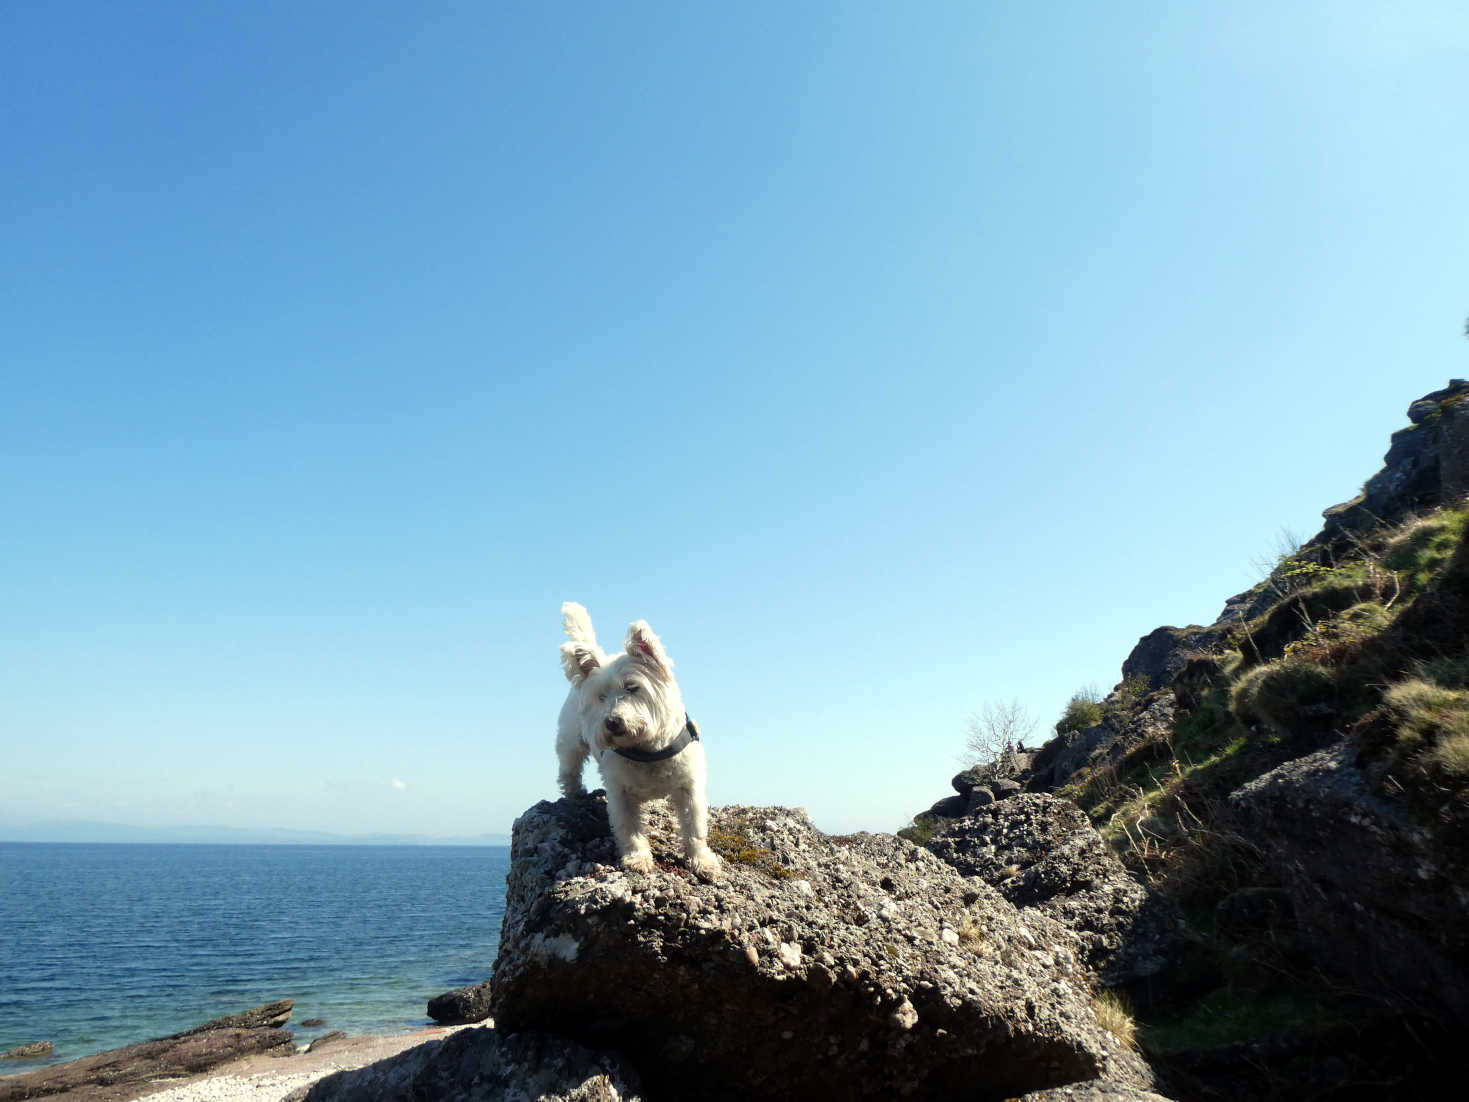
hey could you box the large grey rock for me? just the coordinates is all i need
[1230,740,1469,1023]
[928,793,969,819]
[490,794,1154,1101]
[1121,626,1225,692]
[1028,724,1114,791]
[295,1028,641,1102]
[926,794,1176,988]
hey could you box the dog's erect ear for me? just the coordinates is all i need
[624,620,674,680]
[561,602,599,648]
[560,640,602,686]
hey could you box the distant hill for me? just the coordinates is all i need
[0,819,511,846]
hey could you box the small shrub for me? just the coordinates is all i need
[1057,687,1104,734]
[1092,989,1138,1050]
[957,916,987,948]
[1103,674,1152,724]
[897,813,938,846]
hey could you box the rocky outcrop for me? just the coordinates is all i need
[925,795,1176,988]
[0,1016,295,1102]
[295,1028,641,1102]
[1230,740,1469,1023]
[488,794,1153,1101]
[171,997,295,1036]
[1121,627,1225,693]
[0,1042,52,1062]
[426,981,493,1025]
[1321,379,1469,533]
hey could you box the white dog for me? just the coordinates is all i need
[556,602,722,881]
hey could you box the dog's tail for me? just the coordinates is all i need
[561,601,601,650]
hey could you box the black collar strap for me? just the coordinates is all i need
[612,715,701,763]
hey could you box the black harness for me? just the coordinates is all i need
[611,715,701,763]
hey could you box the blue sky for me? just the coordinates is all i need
[3,2,1466,839]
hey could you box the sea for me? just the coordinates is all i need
[0,843,511,1067]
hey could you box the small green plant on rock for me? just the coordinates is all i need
[707,819,793,879]
[1057,686,1104,734]
[896,812,939,847]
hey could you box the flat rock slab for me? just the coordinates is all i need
[170,999,294,1038]
[0,1028,294,1102]
[491,795,1153,1101]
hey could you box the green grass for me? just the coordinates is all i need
[1384,507,1469,594]
[1140,989,1341,1054]
[1376,677,1469,782]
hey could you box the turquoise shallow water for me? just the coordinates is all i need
[0,842,510,1066]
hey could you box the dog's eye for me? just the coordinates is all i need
[624,682,639,694]
[597,692,608,703]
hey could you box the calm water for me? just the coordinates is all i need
[0,843,510,1066]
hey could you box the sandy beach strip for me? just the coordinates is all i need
[130,1023,488,1102]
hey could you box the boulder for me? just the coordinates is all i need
[0,1042,52,1061]
[295,1028,641,1102]
[427,981,494,1025]
[966,786,996,811]
[951,765,990,796]
[1121,626,1224,693]
[991,778,1022,799]
[490,794,1154,1101]
[927,794,968,819]
[1230,740,1469,1023]
[1028,724,1114,791]
[925,795,1176,988]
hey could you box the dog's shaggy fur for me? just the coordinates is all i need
[556,602,721,881]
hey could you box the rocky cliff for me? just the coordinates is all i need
[903,380,1469,1099]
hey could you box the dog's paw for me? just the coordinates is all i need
[621,850,656,875]
[688,848,723,883]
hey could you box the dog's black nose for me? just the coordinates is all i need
[604,715,626,736]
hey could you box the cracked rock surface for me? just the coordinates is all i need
[490,794,1154,1102]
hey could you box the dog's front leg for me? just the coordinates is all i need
[606,789,655,874]
[672,786,722,882]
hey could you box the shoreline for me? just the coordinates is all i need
[1,1022,490,1102]
[139,1023,489,1102]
